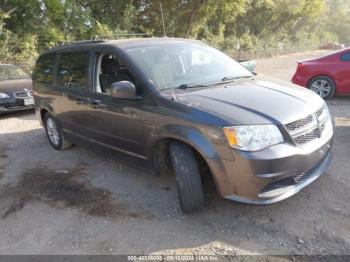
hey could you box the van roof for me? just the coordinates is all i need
[46,38,202,53]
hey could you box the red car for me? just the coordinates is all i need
[292,48,350,99]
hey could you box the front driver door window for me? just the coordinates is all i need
[83,51,146,158]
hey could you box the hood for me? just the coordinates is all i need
[171,76,325,125]
[0,78,32,93]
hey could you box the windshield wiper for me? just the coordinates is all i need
[177,83,209,89]
[214,75,253,85]
[173,76,252,90]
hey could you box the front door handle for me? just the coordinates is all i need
[123,107,141,119]
[88,99,107,109]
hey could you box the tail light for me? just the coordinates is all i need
[296,62,304,71]
[292,62,305,84]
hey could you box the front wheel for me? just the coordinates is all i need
[308,76,336,99]
[169,142,205,213]
[44,113,72,150]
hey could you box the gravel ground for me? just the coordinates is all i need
[0,50,349,255]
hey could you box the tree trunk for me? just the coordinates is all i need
[186,0,201,38]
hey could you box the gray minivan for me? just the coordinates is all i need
[33,38,333,213]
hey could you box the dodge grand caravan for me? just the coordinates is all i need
[33,38,333,213]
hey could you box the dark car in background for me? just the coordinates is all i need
[0,64,34,114]
[33,38,333,213]
[292,48,350,99]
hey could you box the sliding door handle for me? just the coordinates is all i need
[76,99,86,105]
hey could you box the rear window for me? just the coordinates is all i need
[33,53,56,83]
[341,53,350,61]
[57,52,90,88]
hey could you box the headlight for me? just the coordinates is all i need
[0,92,10,99]
[223,125,284,151]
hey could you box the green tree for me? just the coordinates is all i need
[0,0,349,68]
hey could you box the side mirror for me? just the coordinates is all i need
[238,59,257,74]
[110,81,138,99]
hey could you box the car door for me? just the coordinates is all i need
[338,52,350,93]
[55,50,92,137]
[81,48,147,159]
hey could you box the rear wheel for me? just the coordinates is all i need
[308,76,336,99]
[44,113,72,150]
[169,142,205,213]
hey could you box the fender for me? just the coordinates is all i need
[35,97,54,126]
[145,123,234,161]
[145,123,236,197]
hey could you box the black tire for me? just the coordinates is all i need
[169,142,205,213]
[44,113,72,150]
[308,76,336,99]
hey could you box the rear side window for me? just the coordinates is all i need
[341,53,350,61]
[33,53,56,83]
[57,52,90,88]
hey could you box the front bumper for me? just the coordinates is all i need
[226,150,332,205]
[0,95,34,114]
[0,105,34,114]
[206,137,333,205]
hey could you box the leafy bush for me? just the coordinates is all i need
[0,0,348,71]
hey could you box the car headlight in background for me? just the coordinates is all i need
[223,125,284,151]
[0,93,10,99]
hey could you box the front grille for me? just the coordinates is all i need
[294,171,312,183]
[15,99,25,106]
[285,115,314,132]
[285,106,331,147]
[293,128,319,145]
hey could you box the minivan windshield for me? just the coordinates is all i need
[0,65,29,81]
[125,42,252,90]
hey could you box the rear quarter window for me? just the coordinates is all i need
[341,53,350,61]
[33,53,56,83]
[57,51,90,88]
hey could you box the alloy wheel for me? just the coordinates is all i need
[46,118,60,146]
[311,79,332,98]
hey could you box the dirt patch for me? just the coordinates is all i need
[1,167,150,219]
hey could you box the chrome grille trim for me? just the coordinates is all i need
[285,114,318,138]
[285,106,332,147]
[317,106,328,123]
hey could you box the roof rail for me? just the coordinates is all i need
[54,33,150,48]
[93,33,150,40]
[56,39,106,47]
